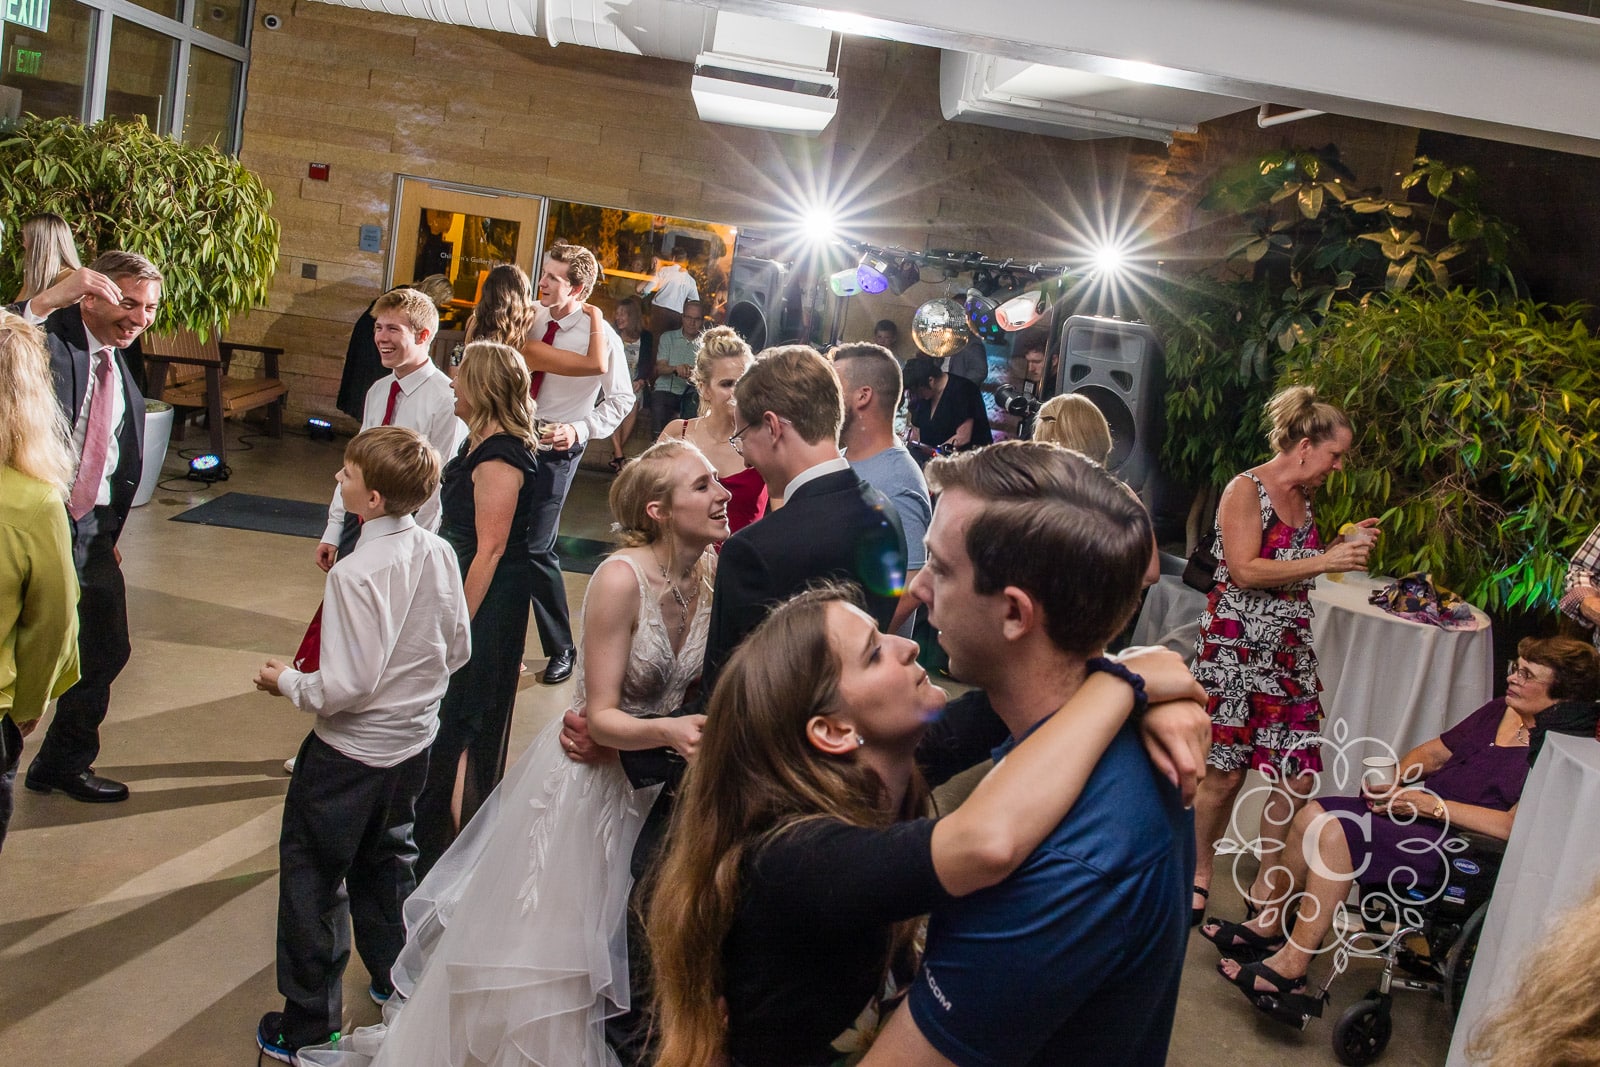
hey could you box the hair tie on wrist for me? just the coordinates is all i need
[1085,656,1149,716]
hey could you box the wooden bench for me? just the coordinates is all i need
[142,328,287,462]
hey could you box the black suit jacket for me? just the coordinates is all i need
[699,466,907,696]
[15,303,146,530]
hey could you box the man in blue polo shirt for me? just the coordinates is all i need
[867,441,1204,1067]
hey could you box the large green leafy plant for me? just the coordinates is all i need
[1283,287,1600,613]
[0,116,278,333]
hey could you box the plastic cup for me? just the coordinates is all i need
[1362,756,1398,799]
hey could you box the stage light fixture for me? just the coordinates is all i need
[828,267,863,297]
[964,288,1006,344]
[1092,242,1128,275]
[971,267,1000,297]
[996,291,1045,332]
[187,453,229,484]
[998,269,1022,293]
[889,258,923,295]
[855,254,892,295]
[306,417,335,442]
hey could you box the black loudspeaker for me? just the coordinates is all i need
[1057,315,1165,495]
[727,255,788,351]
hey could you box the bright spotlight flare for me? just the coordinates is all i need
[1091,241,1129,275]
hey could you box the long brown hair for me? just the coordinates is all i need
[455,341,536,447]
[465,264,537,347]
[647,585,929,1067]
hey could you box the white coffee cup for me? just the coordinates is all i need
[1362,755,1398,796]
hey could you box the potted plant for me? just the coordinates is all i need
[0,116,280,489]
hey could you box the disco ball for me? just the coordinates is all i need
[911,297,973,358]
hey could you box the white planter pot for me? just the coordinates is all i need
[133,399,174,507]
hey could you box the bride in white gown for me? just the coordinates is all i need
[302,439,730,1067]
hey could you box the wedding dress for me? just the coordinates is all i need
[301,551,712,1067]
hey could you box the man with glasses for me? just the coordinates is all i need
[648,298,706,434]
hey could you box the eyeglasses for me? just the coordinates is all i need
[1507,660,1552,685]
[728,423,751,455]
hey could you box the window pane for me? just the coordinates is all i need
[123,0,183,20]
[0,0,95,121]
[183,47,240,152]
[192,0,248,46]
[105,20,178,135]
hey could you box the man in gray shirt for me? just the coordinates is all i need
[831,342,933,637]
[648,298,705,434]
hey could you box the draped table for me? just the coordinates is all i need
[1446,733,1600,1065]
[1130,571,1494,757]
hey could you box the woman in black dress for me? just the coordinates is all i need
[413,340,540,877]
[904,355,992,453]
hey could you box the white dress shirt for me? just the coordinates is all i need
[277,514,472,767]
[529,305,633,447]
[782,455,851,499]
[321,361,464,544]
[643,264,700,313]
[68,324,126,509]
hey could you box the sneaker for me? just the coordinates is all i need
[256,1012,297,1064]
[256,1011,337,1064]
[283,757,296,775]
[369,982,392,1006]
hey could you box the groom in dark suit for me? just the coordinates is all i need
[11,251,162,802]
[598,344,908,1063]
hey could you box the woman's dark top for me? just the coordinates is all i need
[1320,699,1532,890]
[724,818,954,1067]
[439,432,538,562]
[910,373,993,451]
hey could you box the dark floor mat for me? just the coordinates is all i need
[171,493,327,539]
[173,493,614,575]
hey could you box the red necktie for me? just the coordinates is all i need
[529,319,559,400]
[67,349,117,521]
[381,379,402,425]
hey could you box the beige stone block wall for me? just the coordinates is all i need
[235,2,1418,429]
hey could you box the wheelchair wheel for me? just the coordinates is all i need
[1332,995,1392,1066]
[1443,903,1488,1017]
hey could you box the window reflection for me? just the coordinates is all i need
[184,47,241,152]
[106,20,179,136]
[0,0,95,121]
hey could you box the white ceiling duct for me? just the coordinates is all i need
[541,0,711,61]
[308,0,540,37]
[691,12,839,136]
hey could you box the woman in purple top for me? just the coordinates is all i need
[1202,635,1600,1011]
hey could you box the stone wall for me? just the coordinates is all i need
[234,2,1419,426]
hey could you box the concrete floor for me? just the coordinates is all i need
[0,430,1454,1066]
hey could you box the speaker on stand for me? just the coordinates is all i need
[726,255,788,351]
[1056,315,1165,498]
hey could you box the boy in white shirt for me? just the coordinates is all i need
[252,426,472,1062]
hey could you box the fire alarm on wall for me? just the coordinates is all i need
[308,162,329,181]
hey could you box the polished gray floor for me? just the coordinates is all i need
[0,430,1452,1065]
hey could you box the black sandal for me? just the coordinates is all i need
[1191,884,1209,928]
[1219,958,1325,1025]
[1199,917,1285,962]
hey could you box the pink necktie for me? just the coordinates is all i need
[381,379,402,426]
[529,319,559,399]
[67,349,117,521]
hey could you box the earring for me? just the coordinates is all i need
[1299,456,1305,466]
[856,735,866,748]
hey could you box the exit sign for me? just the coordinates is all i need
[4,0,49,33]
[9,47,42,75]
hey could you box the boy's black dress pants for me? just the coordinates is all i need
[276,732,429,1044]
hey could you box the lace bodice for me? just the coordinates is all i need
[571,550,715,720]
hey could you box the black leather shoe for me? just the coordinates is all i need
[24,763,129,802]
[541,647,576,685]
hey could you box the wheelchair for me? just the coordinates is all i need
[1246,829,1505,1066]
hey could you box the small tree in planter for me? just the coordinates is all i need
[1282,286,1600,614]
[0,116,278,334]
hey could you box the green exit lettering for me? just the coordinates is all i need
[11,47,42,75]
[4,0,50,34]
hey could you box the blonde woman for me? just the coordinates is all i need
[0,311,81,848]
[300,440,730,1067]
[658,325,768,534]
[15,213,82,302]
[412,341,541,878]
[1033,393,1113,465]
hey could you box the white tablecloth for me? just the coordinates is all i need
[1129,572,1494,757]
[1446,733,1600,1066]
